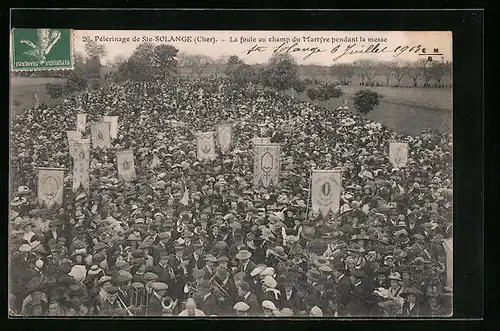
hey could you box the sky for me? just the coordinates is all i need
[73,30,452,65]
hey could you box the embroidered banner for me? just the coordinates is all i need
[91,122,111,149]
[216,124,232,153]
[117,150,137,182]
[389,141,409,168]
[37,167,65,207]
[103,115,119,139]
[442,238,453,291]
[254,143,281,188]
[67,131,82,158]
[76,113,87,133]
[251,137,271,145]
[195,132,216,161]
[72,139,91,192]
[311,169,342,218]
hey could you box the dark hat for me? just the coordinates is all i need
[351,270,366,278]
[106,285,119,294]
[333,262,345,271]
[216,267,230,279]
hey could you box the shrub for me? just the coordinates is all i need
[292,79,307,93]
[306,87,317,101]
[65,71,88,93]
[45,83,64,99]
[352,89,383,114]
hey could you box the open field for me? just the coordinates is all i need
[10,77,67,117]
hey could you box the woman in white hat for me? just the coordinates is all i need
[377,272,404,316]
[261,300,278,317]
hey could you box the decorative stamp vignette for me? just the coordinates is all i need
[10,28,74,71]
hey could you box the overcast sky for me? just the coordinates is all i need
[73,30,452,65]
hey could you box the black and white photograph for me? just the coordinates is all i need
[9,29,453,318]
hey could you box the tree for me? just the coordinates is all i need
[178,53,212,78]
[306,87,317,101]
[292,79,307,93]
[428,60,446,87]
[355,60,377,85]
[408,63,422,87]
[153,44,179,78]
[390,61,411,86]
[45,83,64,99]
[231,63,256,87]
[378,61,393,87]
[330,63,355,84]
[353,90,383,114]
[112,54,127,67]
[214,55,230,77]
[84,41,107,78]
[416,58,433,87]
[224,55,244,77]
[261,53,299,91]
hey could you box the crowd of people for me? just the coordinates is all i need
[9,75,453,317]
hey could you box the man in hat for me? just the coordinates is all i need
[42,220,64,251]
[401,287,422,316]
[193,279,218,316]
[213,267,236,315]
[332,262,352,317]
[99,285,122,311]
[154,252,177,290]
[147,282,170,316]
[236,250,256,274]
[153,232,174,265]
[347,270,369,316]
[201,254,217,280]
[278,277,301,313]
[233,301,250,317]
[189,242,206,273]
[237,281,259,316]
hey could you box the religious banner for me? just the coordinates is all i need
[76,113,87,133]
[442,238,453,291]
[116,150,137,182]
[389,141,409,168]
[103,115,119,139]
[251,137,271,145]
[91,122,111,149]
[195,132,216,161]
[67,131,82,158]
[311,169,342,218]
[254,143,281,188]
[72,139,91,192]
[37,167,65,207]
[216,124,233,153]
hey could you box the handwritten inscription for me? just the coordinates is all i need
[245,42,438,62]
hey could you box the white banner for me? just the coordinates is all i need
[389,142,409,168]
[216,124,233,153]
[103,115,119,139]
[442,238,453,291]
[117,150,136,182]
[91,122,111,149]
[311,169,342,218]
[72,139,91,192]
[76,113,87,133]
[195,132,216,161]
[251,137,271,145]
[37,167,65,207]
[67,131,82,158]
[254,143,281,188]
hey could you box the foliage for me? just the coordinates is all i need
[292,79,307,93]
[261,53,299,91]
[178,53,210,78]
[224,55,244,77]
[45,83,64,99]
[354,60,377,85]
[306,87,317,101]
[65,71,88,93]
[353,89,383,114]
[329,63,355,83]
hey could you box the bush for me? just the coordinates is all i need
[65,71,88,93]
[292,79,307,93]
[306,87,317,101]
[317,83,343,101]
[353,89,383,114]
[45,83,64,99]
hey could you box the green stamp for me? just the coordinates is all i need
[11,28,73,71]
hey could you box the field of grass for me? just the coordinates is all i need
[10,77,67,117]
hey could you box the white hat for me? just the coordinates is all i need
[261,267,275,277]
[261,300,277,310]
[35,259,44,269]
[69,265,87,282]
[262,275,277,288]
[310,306,323,317]
[250,265,267,277]
[185,298,196,308]
[233,302,250,312]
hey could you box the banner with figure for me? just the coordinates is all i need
[254,143,281,188]
[311,169,342,218]
[216,124,233,153]
[72,139,91,192]
[67,131,82,158]
[195,132,216,161]
[251,137,271,145]
[37,167,65,207]
[103,115,119,139]
[91,122,111,149]
[76,113,87,132]
[389,141,409,168]
[116,150,136,182]
[442,238,453,291]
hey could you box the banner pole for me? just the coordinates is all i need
[304,169,313,223]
